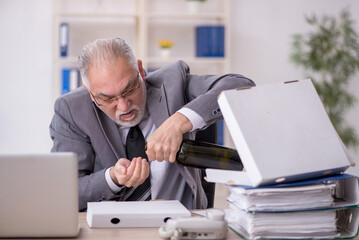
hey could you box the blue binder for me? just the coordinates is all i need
[228,173,359,212]
[62,68,80,95]
[61,68,71,95]
[196,26,225,57]
[217,120,224,146]
[59,23,69,57]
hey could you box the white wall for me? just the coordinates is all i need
[0,0,358,174]
[0,0,53,153]
[230,0,359,175]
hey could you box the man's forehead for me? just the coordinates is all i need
[88,66,137,92]
[89,58,136,77]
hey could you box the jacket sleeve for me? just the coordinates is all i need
[178,60,255,128]
[49,96,126,211]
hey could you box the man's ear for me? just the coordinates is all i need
[137,59,146,80]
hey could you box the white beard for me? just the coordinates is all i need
[114,104,144,127]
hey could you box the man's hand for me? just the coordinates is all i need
[146,112,193,163]
[110,157,150,187]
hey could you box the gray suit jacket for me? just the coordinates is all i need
[50,60,254,211]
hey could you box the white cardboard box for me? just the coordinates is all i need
[86,200,191,228]
[206,79,354,187]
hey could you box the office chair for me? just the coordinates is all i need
[195,123,217,208]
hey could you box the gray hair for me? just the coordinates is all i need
[77,38,138,89]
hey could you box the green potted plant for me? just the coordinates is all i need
[290,9,359,148]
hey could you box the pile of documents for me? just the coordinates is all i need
[205,79,359,239]
[225,174,359,239]
[227,180,336,212]
[228,208,338,239]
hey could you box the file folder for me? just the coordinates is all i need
[227,174,359,212]
[225,174,359,239]
[207,79,353,187]
[86,200,191,228]
[229,206,359,240]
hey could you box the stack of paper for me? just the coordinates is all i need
[227,182,336,212]
[225,174,359,239]
[209,79,359,239]
[228,208,339,239]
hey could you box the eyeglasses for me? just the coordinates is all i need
[90,74,142,107]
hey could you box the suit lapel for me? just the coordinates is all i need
[92,104,125,160]
[146,84,170,128]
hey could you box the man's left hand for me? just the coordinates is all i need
[146,112,192,163]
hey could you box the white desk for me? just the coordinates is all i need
[8,212,358,240]
[76,212,242,240]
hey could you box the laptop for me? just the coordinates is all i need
[0,152,79,238]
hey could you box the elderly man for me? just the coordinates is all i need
[50,38,254,211]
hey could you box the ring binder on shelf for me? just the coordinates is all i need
[59,23,69,57]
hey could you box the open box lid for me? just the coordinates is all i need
[206,79,354,187]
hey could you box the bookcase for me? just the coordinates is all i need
[53,0,231,146]
[140,0,230,74]
[53,0,230,98]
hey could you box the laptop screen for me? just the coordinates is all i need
[0,152,79,237]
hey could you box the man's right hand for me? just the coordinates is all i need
[110,157,150,188]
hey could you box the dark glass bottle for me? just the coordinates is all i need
[176,139,243,171]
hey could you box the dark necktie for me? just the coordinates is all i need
[124,125,151,201]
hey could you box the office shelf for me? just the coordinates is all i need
[53,0,230,100]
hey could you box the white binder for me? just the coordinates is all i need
[206,79,353,187]
[86,200,191,228]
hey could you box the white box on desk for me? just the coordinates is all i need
[207,79,354,187]
[86,200,191,228]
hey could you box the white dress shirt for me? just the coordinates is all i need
[105,107,206,207]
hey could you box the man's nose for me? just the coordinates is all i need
[116,97,130,111]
